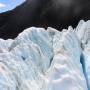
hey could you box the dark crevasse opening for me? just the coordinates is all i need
[80,53,89,90]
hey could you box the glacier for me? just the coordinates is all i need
[0,20,90,90]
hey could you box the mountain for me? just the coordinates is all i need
[0,20,90,90]
[0,0,90,39]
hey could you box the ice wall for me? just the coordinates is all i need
[0,20,90,90]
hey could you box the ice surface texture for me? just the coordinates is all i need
[0,20,90,90]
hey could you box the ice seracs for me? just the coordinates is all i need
[76,20,90,90]
[47,26,87,90]
[0,20,90,90]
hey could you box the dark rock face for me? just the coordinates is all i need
[0,0,90,39]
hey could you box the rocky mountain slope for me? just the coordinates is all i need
[0,0,90,39]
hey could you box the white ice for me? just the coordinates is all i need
[0,20,90,90]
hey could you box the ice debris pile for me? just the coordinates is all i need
[0,20,90,90]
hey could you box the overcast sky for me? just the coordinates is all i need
[0,0,25,13]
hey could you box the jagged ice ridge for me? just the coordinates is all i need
[0,20,90,90]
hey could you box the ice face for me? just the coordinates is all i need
[76,20,90,90]
[47,27,87,90]
[0,21,90,90]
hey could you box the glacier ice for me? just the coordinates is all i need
[0,20,90,90]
